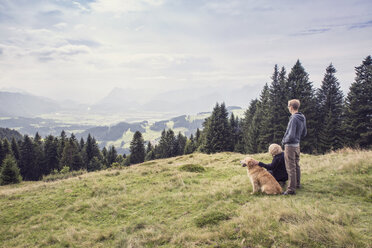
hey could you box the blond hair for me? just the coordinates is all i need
[268,144,283,156]
[288,99,300,110]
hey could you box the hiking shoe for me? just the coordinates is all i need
[282,190,296,195]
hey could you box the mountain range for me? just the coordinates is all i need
[0,88,249,154]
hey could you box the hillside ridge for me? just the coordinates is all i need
[0,149,371,247]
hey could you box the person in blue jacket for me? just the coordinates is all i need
[257,143,288,186]
[282,99,307,195]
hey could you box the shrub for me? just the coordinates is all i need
[0,155,22,185]
[179,164,205,173]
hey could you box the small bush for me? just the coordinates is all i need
[179,164,205,173]
[0,155,22,185]
[195,211,230,227]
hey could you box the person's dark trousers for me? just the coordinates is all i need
[284,145,300,192]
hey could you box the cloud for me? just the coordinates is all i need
[31,44,91,62]
[89,0,165,14]
[349,20,372,29]
[291,28,332,36]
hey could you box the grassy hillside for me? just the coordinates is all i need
[0,149,371,248]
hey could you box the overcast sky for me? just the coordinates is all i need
[0,0,371,104]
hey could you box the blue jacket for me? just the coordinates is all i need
[282,112,307,145]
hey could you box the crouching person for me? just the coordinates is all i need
[257,144,288,187]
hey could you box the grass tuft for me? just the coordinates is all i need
[195,211,230,227]
[179,164,205,173]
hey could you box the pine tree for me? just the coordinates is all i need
[130,131,145,164]
[57,130,67,161]
[267,65,290,145]
[202,103,232,153]
[195,128,201,148]
[344,55,372,148]
[0,138,12,167]
[87,156,103,172]
[233,118,245,153]
[19,135,40,181]
[60,138,83,171]
[317,64,344,153]
[242,99,259,154]
[107,145,118,166]
[0,140,3,168]
[256,84,271,152]
[44,135,60,174]
[286,60,318,153]
[175,132,187,156]
[2,138,11,160]
[79,138,85,152]
[83,134,94,168]
[184,138,195,155]
[0,155,22,185]
[33,132,45,176]
[11,138,20,162]
[102,147,108,167]
[145,141,155,161]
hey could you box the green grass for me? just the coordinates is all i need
[0,149,371,247]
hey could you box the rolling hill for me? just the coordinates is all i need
[0,149,371,247]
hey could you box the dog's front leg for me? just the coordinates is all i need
[251,180,260,194]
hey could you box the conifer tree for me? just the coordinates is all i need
[0,140,3,168]
[87,156,103,172]
[1,138,11,160]
[79,138,85,152]
[230,113,238,149]
[130,131,145,164]
[60,137,83,171]
[184,139,195,155]
[267,65,290,145]
[242,99,259,154]
[202,103,232,153]
[344,55,372,148]
[44,135,60,174]
[175,132,187,156]
[145,141,155,161]
[102,147,108,167]
[233,118,245,153]
[286,60,318,153]
[33,132,45,175]
[0,155,22,185]
[19,135,40,181]
[57,130,67,161]
[83,134,94,168]
[317,64,344,153]
[255,84,271,152]
[107,145,118,166]
[11,138,20,162]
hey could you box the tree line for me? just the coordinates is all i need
[1,55,371,185]
[126,55,372,161]
[0,132,121,185]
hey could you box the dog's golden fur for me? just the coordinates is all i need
[241,157,282,195]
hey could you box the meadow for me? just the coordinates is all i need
[0,148,371,247]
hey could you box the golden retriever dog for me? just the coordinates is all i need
[241,157,282,195]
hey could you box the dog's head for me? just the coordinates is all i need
[240,157,256,169]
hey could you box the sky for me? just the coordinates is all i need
[0,0,371,104]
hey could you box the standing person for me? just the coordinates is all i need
[282,99,307,195]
